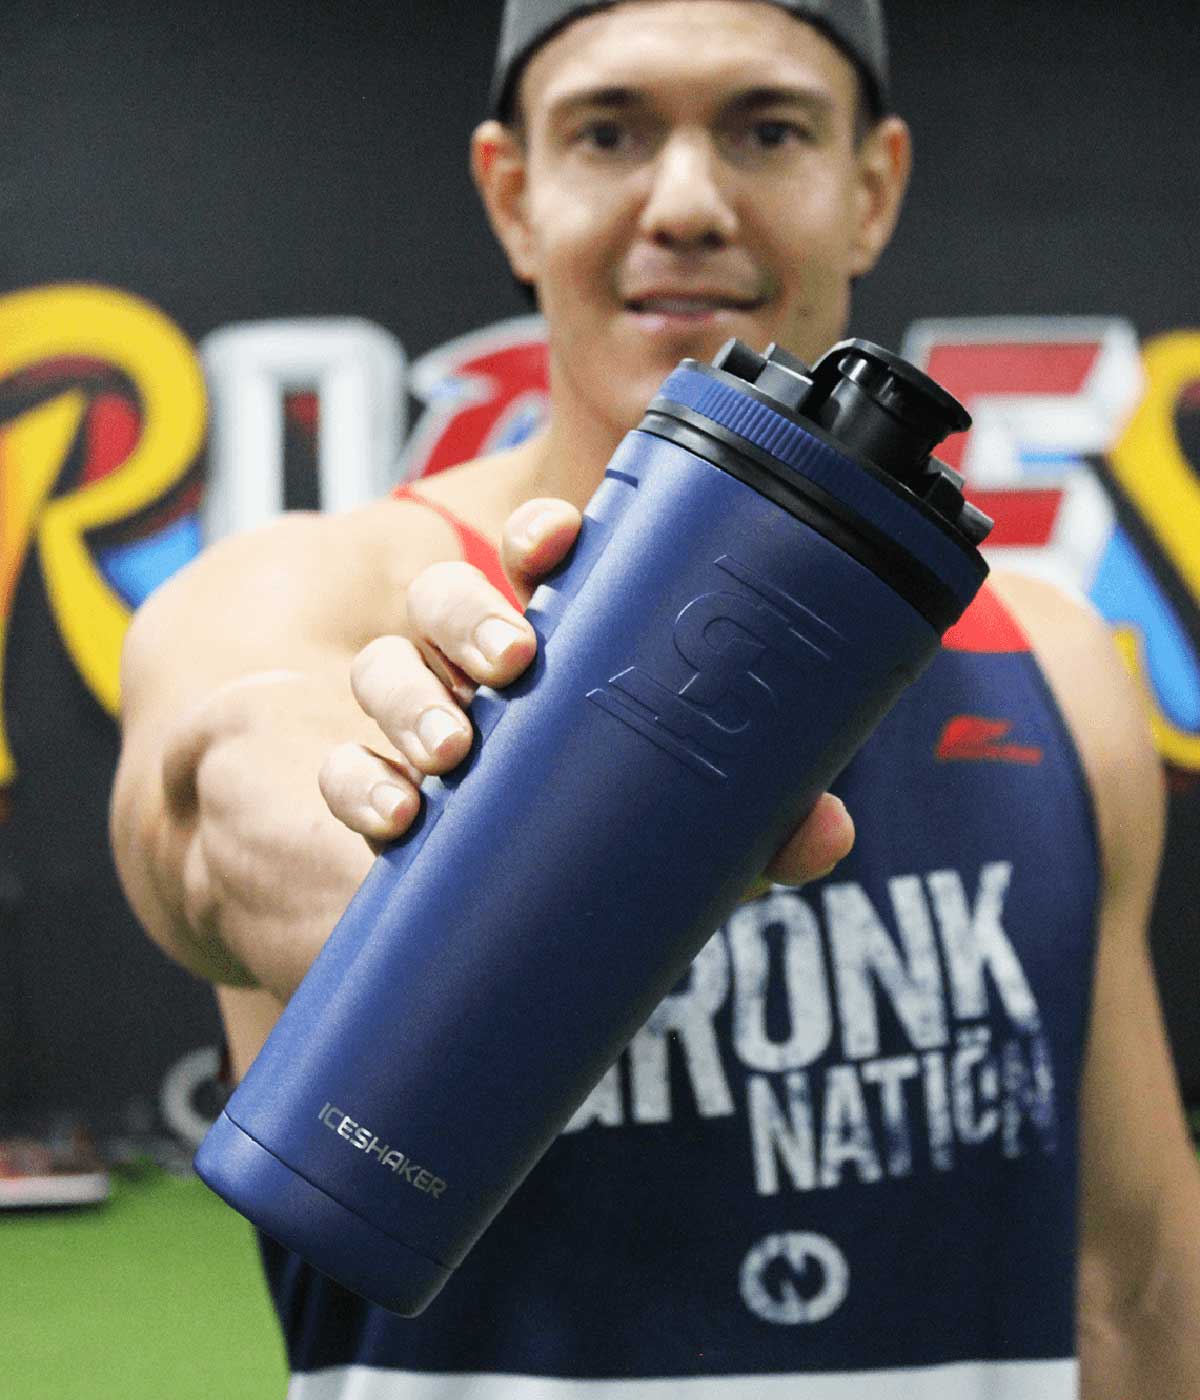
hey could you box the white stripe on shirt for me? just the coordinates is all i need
[288,1358,1078,1400]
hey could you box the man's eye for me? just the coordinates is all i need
[747,120,812,150]
[579,120,628,152]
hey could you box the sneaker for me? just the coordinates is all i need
[0,1126,110,1208]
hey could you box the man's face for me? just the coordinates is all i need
[484,0,908,438]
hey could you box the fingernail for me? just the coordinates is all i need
[474,617,524,663]
[518,508,560,550]
[416,707,464,759]
[370,782,410,824]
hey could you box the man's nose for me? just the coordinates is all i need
[637,132,739,249]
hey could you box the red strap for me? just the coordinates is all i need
[942,581,1030,653]
[393,484,521,610]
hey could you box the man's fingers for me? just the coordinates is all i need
[318,742,422,851]
[500,497,583,604]
[763,793,856,886]
[350,635,474,773]
[405,561,537,689]
[326,497,584,856]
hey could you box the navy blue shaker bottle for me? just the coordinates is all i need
[196,338,991,1315]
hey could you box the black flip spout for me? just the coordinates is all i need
[806,340,967,479]
[710,338,992,547]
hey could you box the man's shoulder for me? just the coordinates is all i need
[986,569,1125,716]
[987,569,1135,751]
[175,453,521,612]
[125,446,536,689]
[987,569,1163,881]
[390,444,538,545]
[147,503,437,627]
[986,569,1107,655]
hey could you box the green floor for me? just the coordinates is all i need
[5,1167,288,1400]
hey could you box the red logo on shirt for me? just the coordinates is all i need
[935,715,1044,765]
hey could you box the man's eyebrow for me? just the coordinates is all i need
[546,86,643,120]
[545,83,835,122]
[724,85,835,118]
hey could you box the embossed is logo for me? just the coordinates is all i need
[587,554,842,781]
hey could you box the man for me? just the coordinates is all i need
[111,2,1200,1396]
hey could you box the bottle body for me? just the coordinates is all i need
[197,426,945,1314]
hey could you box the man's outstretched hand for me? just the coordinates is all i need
[318,496,854,887]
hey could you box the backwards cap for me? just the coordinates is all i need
[491,0,890,122]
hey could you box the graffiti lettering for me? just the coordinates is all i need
[0,284,204,783]
[199,318,406,538]
[401,315,549,480]
[1107,333,1200,768]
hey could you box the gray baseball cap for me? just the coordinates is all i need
[491,0,890,122]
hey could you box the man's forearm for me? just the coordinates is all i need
[1079,1235,1200,1400]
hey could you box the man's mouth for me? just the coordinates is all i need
[625,295,764,317]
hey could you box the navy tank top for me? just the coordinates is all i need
[258,498,1100,1399]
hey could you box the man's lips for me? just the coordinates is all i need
[625,293,765,316]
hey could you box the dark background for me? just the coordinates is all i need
[1,0,1197,1144]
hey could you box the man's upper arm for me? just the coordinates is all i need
[991,571,1200,1388]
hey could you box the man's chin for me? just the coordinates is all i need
[603,311,790,426]
[622,307,762,362]
[630,336,729,397]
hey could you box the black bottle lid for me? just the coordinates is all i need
[709,338,991,546]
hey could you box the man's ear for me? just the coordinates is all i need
[848,115,912,278]
[471,119,538,283]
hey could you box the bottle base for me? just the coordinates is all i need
[194,1110,453,1316]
